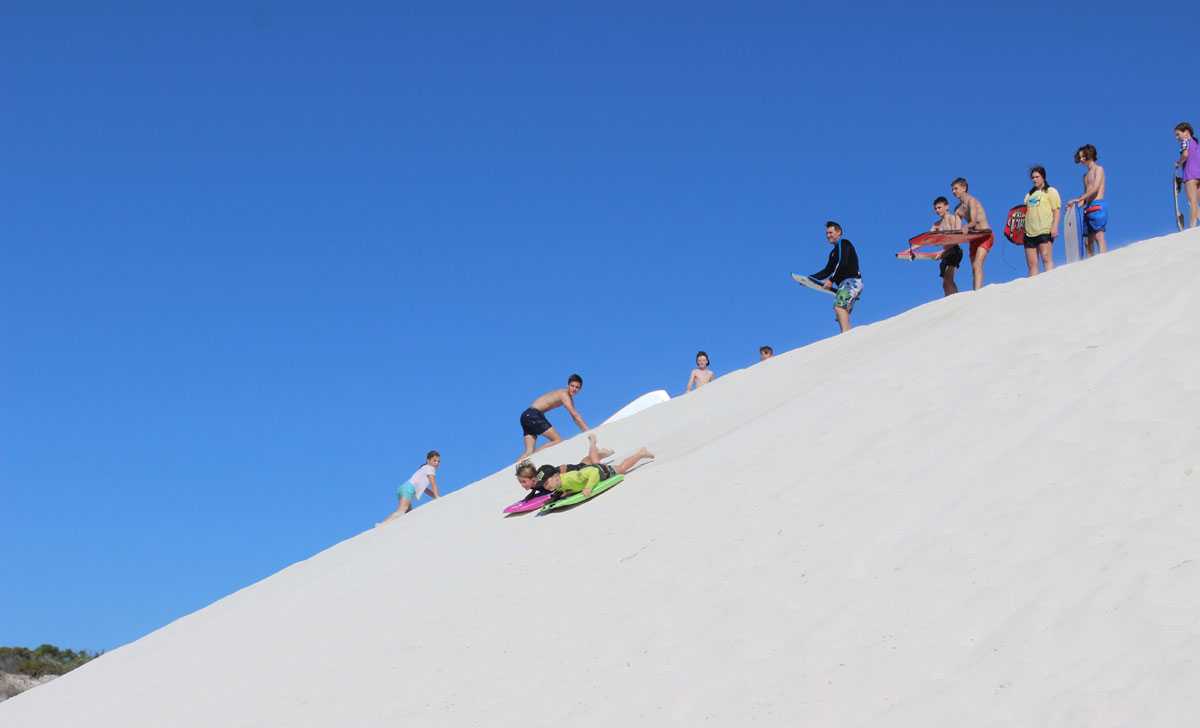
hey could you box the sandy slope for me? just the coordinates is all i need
[4,231,1200,728]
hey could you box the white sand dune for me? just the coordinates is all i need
[5,231,1200,727]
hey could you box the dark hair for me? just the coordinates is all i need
[951,177,969,191]
[1028,166,1049,195]
[568,373,583,386]
[825,220,842,234]
[1176,122,1195,137]
[933,196,949,207]
[759,345,773,355]
[1074,144,1097,162]
[425,450,440,461]
[696,350,709,364]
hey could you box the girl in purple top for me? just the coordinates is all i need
[1175,122,1200,227]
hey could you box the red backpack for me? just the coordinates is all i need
[1004,205,1027,244]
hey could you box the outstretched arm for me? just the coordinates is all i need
[562,395,589,432]
[427,474,440,498]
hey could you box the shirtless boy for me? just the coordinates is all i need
[685,351,715,392]
[519,374,589,459]
[951,177,993,290]
[1067,144,1108,256]
[931,195,964,297]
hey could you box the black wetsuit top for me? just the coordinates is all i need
[809,238,861,286]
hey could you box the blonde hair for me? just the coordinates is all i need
[515,460,537,479]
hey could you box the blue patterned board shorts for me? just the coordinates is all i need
[1083,201,1108,234]
[833,278,863,312]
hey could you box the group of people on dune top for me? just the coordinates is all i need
[379,126,1199,524]
[802,140,1118,336]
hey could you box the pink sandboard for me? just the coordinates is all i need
[504,493,553,514]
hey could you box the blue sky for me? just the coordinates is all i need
[2,2,1185,650]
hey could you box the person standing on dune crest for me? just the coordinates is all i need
[951,177,993,290]
[930,195,964,297]
[806,220,862,334]
[1067,144,1107,256]
[1175,123,1200,228]
[518,374,589,460]
[1022,166,1061,277]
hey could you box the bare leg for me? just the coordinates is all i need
[580,433,613,465]
[1024,246,1038,276]
[1039,242,1054,272]
[834,306,851,333]
[1084,234,1096,257]
[972,246,989,290]
[613,447,655,475]
[519,434,536,461]
[1189,180,1200,228]
[941,269,958,297]
[1095,229,1107,254]
[377,498,412,526]
[532,428,563,453]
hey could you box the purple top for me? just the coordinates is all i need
[1183,137,1200,181]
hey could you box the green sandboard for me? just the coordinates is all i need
[539,475,624,514]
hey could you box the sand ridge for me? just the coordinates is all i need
[4,230,1200,727]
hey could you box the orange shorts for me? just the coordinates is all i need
[969,231,995,258]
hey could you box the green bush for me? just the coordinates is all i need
[0,646,98,678]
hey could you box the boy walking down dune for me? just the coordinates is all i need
[805,220,863,334]
[519,374,590,460]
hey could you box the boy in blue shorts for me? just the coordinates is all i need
[806,220,863,333]
[518,374,589,460]
[1067,144,1108,257]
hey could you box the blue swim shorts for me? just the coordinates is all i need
[1083,201,1108,234]
[397,481,418,502]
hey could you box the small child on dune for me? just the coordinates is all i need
[514,433,614,498]
[511,443,652,501]
[685,351,715,393]
[378,450,442,525]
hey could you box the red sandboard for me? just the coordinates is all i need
[895,230,992,260]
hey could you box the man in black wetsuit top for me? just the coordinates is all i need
[806,220,863,334]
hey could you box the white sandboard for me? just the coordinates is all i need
[790,273,834,296]
[602,390,669,425]
[1064,204,1082,263]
